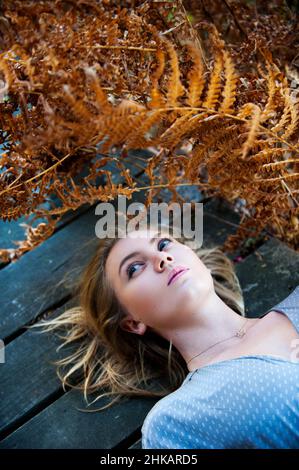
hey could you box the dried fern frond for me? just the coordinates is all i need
[184,41,205,108]
[0,0,299,263]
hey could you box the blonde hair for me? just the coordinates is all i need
[33,223,245,411]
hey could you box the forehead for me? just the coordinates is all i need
[125,229,160,240]
[112,229,163,256]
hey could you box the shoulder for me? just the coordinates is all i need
[141,389,212,449]
[142,405,190,449]
[141,402,220,449]
[141,390,190,449]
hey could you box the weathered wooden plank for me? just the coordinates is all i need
[0,202,94,269]
[0,389,157,449]
[0,206,100,341]
[235,237,299,318]
[201,197,241,253]
[0,299,77,439]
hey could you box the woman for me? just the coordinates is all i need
[40,224,299,449]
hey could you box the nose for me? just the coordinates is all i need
[155,251,174,272]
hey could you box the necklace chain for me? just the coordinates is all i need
[186,318,251,366]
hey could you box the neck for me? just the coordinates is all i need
[157,291,259,372]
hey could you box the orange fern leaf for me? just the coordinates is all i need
[271,77,292,134]
[202,52,223,110]
[254,173,299,183]
[157,110,198,150]
[62,84,92,121]
[149,48,166,109]
[262,159,299,172]
[218,49,238,114]
[84,66,112,114]
[184,41,205,108]
[281,92,299,139]
[185,143,206,182]
[0,53,15,96]
[100,99,146,152]
[125,109,166,149]
[241,104,262,159]
[250,147,290,164]
[162,37,185,107]
[260,62,280,123]
[237,103,257,120]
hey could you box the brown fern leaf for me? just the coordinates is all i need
[0,52,16,94]
[92,102,138,152]
[250,147,291,164]
[162,37,185,108]
[260,62,280,123]
[0,217,58,262]
[184,41,205,108]
[261,159,299,172]
[144,149,164,182]
[202,52,223,111]
[1,1,299,259]
[123,109,166,149]
[254,173,299,183]
[157,110,199,150]
[62,84,92,121]
[100,99,147,152]
[148,48,166,109]
[84,66,113,114]
[121,110,152,148]
[237,102,257,120]
[10,44,36,87]
[281,93,299,139]
[114,161,137,188]
[201,21,226,51]
[218,49,238,114]
[184,143,206,182]
[240,104,262,159]
[271,77,293,135]
[202,121,239,150]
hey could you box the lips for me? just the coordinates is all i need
[167,266,189,286]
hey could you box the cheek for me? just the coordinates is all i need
[129,278,159,310]
[116,278,153,319]
[121,275,169,324]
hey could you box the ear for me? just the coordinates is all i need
[120,314,147,335]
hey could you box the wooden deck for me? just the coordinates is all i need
[1,151,299,449]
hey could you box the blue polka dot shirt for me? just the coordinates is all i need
[141,286,299,449]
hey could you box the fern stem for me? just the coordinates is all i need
[79,45,157,52]
[256,173,299,182]
[133,181,214,192]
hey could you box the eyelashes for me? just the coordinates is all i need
[126,237,172,280]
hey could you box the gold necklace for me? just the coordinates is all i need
[186,317,252,366]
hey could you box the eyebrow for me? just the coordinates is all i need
[118,231,163,276]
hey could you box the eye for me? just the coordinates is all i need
[126,262,142,279]
[158,237,171,250]
[126,238,172,280]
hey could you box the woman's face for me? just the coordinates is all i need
[105,229,214,335]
